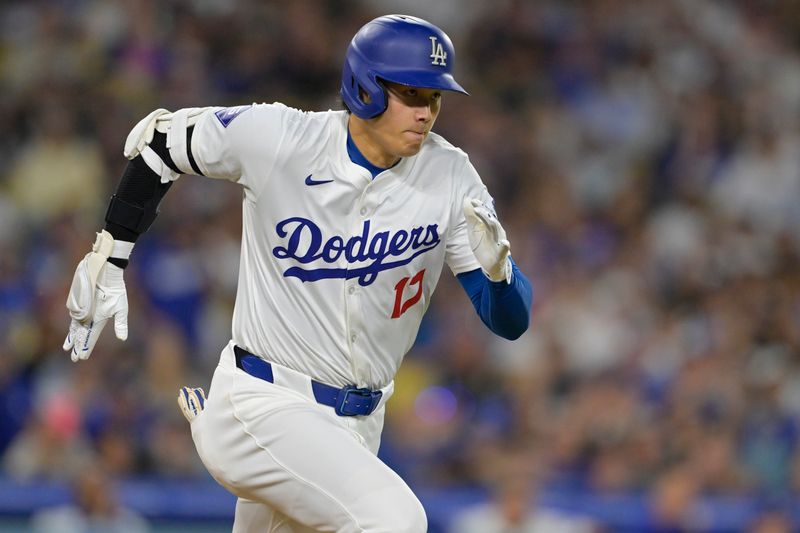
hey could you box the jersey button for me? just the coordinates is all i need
[359,207,367,216]
[348,286,355,295]
[350,334,357,343]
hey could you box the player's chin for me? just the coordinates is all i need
[398,137,426,156]
[398,145,422,157]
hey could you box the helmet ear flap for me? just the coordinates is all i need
[360,74,388,114]
[342,58,388,119]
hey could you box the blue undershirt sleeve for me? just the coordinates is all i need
[456,258,533,340]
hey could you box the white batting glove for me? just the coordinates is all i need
[63,230,130,362]
[123,108,170,160]
[463,198,512,283]
[178,386,206,422]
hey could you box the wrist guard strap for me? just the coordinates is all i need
[104,194,159,235]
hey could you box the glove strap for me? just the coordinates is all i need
[111,240,134,259]
[92,230,114,257]
[486,256,512,283]
[108,238,134,269]
[85,231,114,291]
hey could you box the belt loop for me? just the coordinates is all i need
[234,346,274,383]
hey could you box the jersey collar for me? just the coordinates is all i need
[333,112,417,189]
[346,128,398,179]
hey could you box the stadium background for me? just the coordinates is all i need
[2,0,800,531]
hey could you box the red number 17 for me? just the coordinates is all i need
[391,269,426,319]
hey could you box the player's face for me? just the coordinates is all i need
[355,82,442,168]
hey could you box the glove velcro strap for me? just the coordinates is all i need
[487,256,512,284]
[87,231,114,289]
[108,241,133,270]
[112,241,133,259]
[92,229,114,257]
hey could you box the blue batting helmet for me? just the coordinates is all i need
[341,14,469,119]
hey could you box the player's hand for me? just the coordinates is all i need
[124,108,170,160]
[63,231,129,362]
[178,386,206,422]
[463,198,512,283]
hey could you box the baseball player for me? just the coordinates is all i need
[64,14,532,533]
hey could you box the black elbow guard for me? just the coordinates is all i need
[104,152,174,240]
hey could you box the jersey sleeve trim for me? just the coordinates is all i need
[186,126,205,176]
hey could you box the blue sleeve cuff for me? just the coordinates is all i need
[456,259,533,340]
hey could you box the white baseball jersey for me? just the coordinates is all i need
[185,103,491,389]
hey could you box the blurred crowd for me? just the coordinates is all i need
[2,0,800,530]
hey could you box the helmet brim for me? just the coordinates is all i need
[377,70,469,96]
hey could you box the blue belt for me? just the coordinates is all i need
[233,346,382,417]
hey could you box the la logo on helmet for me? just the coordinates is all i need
[429,36,447,66]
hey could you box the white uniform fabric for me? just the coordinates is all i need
[180,103,494,532]
[193,342,425,533]
[192,103,489,389]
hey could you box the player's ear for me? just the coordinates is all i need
[358,86,372,105]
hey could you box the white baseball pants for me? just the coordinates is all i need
[189,342,427,533]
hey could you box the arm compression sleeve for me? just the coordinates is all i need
[456,258,533,340]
